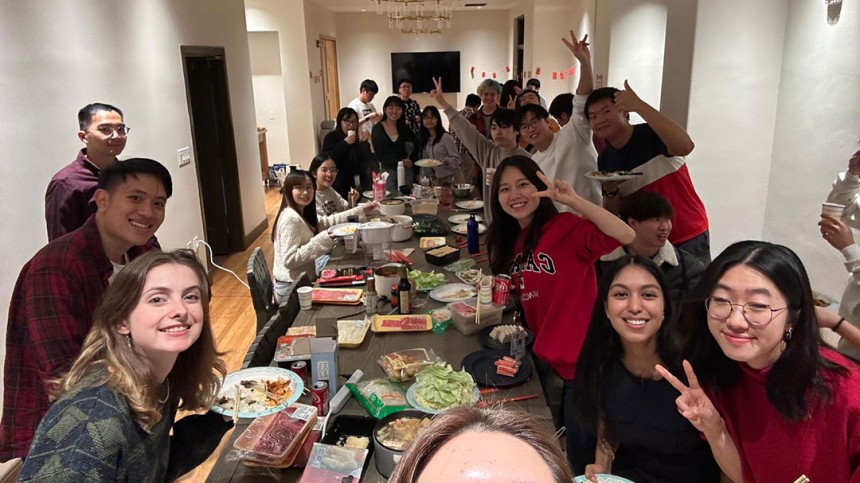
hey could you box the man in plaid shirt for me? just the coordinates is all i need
[1,158,172,459]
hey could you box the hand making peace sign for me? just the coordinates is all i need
[655,360,726,436]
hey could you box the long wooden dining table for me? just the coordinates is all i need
[206,201,553,482]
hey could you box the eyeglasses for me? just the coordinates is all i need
[519,118,543,132]
[292,185,314,193]
[318,168,338,175]
[705,297,789,327]
[91,125,130,137]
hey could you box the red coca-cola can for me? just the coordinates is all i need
[289,361,307,384]
[311,381,329,416]
[492,274,512,306]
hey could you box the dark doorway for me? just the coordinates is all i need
[181,46,245,255]
[514,15,525,81]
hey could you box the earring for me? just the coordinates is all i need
[784,327,793,341]
[125,334,133,349]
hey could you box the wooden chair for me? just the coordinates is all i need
[246,247,277,332]
[241,272,311,369]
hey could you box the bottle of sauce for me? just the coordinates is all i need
[467,214,480,254]
[398,266,412,315]
[365,277,377,316]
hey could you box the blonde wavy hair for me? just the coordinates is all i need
[56,249,226,432]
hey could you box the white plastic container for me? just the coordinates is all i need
[410,199,439,216]
[446,300,503,335]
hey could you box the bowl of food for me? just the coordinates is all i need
[379,199,406,216]
[373,410,434,478]
[452,184,473,198]
[389,215,414,242]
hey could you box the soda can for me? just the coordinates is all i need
[492,274,512,306]
[289,361,308,384]
[311,381,329,416]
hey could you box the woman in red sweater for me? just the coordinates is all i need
[657,241,860,482]
[486,155,634,473]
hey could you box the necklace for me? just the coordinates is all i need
[158,379,170,404]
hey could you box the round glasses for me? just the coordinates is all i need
[705,297,789,327]
[91,125,130,137]
[318,168,338,175]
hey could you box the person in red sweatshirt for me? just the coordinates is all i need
[486,155,635,473]
[657,241,860,482]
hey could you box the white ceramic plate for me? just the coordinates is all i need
[211,367,304,419]
[448,214,484,224]
[415,159,443,168]
[406,384,480,415]
[455,200,484,211]
[362,190,392,199]
[584,171,642,182]
[574,475,635,483]
[328,222,360,237]
[450,223,487,235]
[429,283,477,303]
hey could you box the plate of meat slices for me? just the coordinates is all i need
[584,170,643,182]
[212,367,304,419]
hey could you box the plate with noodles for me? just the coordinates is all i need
[328,223,360,238]
[415,159,443,168]
[585,170,642,182]
[211,367,304,419]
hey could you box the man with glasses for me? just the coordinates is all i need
[45,103,129,240]
[398,79,422,136]
[515,31,601,213]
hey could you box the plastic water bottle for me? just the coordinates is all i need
[397,161,406,189]
[467,214,479,254]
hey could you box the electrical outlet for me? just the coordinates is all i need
[177,147,192,168]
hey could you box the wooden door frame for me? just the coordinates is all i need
[319,35,340,120]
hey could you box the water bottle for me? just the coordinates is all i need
[467,214,479,254]
[397,161,406,189]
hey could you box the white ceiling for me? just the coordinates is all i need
[307,0,520,13]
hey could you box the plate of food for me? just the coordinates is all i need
[406,364,480,415]
[415,159,443,168]
[362,190,391,199]
[574,475,635,483]
[429,283,477,303]
[328,222,360,238]
[455,200,484,211]
[448,214,484,224]
[450,223,487,236]
[212,367,304,419]
[585,170,643,181]
[461,349,533,388]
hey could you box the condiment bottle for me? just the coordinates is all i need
[467,214,480,254]
[440,181,454,208]
[365,277,377,316]
[398,266,412,315]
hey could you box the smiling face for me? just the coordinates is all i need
[587,98,629,140]
[314,159,338,189]
[518,111,553,149]
[422,112,439,131]
[117,263,204,370]
[629,216,672,255]
[385,104,403,122]
[79,110,127,163]
[96,173,167,250]
[707,265,792,369]
[498,166,540,228]
[481,90,499,110]
[606,265,665,351]
[398,81,413,100]
[291,175,315,209]
[519,91,541,107]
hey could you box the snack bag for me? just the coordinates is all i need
[377,348,440,382]
[346,378,409,419]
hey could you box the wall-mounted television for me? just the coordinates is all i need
[391,51,461,93]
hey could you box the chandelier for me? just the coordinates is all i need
[371,0,453,35]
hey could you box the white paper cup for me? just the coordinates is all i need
[485,167,496,186]
[348,129,356,137]
[822,202,845,219]
[297,286,313,310]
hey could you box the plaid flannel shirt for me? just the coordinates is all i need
[0,216,154,459]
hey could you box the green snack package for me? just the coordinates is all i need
[346,378,410,419]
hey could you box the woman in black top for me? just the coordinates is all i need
[371,96,418,193]
[322,107,362,197]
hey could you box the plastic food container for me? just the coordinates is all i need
[233,404,318,466]
[389,215,413,242]
[446,300,503,335]
[424,245,460,266]
[410,199,439,216]
[379,199,406,216]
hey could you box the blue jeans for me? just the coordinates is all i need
[562,378,595,475]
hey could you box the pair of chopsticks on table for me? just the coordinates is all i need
[476,393,539,408]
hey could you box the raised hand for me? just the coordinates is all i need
[848,149,860,176]
[562,30,591,65]
[348,188,361,205]
[655,361,725,436]
[430,77,452,110]
[819,214,854,250]
[531,171,580,207]
[612,80,648,115]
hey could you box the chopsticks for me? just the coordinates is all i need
[475,269,483,324]
[477,394,539,408]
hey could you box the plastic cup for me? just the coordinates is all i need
[485,167,496,186]
[348,129,356,137]
[297,286,313,310]
[822,202,845,219]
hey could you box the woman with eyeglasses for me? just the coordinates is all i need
[322,107,363,197]
[272,169,337,302]
[656,241,860,482]
[417,106,461,184]
[308,154,376,224]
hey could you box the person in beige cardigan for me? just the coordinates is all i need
[272,169,359,303]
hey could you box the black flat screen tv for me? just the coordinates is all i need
[391,51,461,93]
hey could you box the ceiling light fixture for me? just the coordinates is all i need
[371,0,454,35]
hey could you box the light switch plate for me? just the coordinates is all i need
[177,147,192,168]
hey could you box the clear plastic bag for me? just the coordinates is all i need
[377,348,440,382]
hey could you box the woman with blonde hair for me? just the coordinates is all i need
[388,406,572,483]
[19,249,231,482]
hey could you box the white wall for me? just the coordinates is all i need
[335,10,510,110]
[249,31,291,165]
[246,0,318,167]
[764,0,860,298]
[304,0,338,149]
[531,5,578,103]
[0,0,266,406]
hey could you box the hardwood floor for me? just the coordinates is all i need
[176,186,282,483]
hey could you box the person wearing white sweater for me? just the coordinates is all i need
[271,169,353,303]
[309,154,376,223]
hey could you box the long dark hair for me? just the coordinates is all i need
[573,256,679,440]
[381,95,407,131]
[271,169,319,241]
[336,107,358,136]
[683,240,848,421]
[419,105,446,149]
[308,153,332,189]
[487,156,558,276]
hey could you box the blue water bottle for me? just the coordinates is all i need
[467,214,479,254]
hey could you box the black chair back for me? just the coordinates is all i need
[246,247,276,331]
[241,272,311,369]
